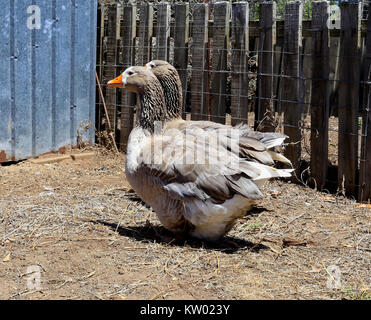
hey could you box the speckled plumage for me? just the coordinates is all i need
[145,60,183,119]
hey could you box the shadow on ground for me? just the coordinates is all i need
[93,219,269,254]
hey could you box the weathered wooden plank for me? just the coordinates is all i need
[191,3,209,121]
[210,1,230,124]
[115,5,122,141]
[173,3,189,118]
[120,4,136,151]
[359,5,371,202]
[282,1,303,173]
[329,37,340,116]
[301,37,312,113]
[310,1,330,191]
[273,38,284,116]
[155,2,171,61]
[230,2,249,126]
[359,98,371,202]
[30,155,71,164]
[338,2,361,196]
[137,3,153,65]
[256,1,276,132]
[204,0,212,124]
[252,36,260,121]
[103,5,118,134]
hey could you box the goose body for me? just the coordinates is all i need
[108,65,293,241]
[145,60,290,163]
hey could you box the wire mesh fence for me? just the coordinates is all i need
[95,0,371,202]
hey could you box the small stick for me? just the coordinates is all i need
[95,72,120,154]
[286,212,306,224]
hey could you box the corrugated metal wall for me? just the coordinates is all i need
[0,0,97,162]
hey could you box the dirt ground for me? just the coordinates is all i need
[0,146,370,300]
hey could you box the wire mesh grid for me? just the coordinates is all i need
[95,0,371,201]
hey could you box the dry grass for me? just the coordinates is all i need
[0,146,370,300]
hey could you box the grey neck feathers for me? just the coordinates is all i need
[136,79,169,132]
[158,69,183,119]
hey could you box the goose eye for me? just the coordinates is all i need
[128,71,134,76]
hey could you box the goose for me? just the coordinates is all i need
[108,66,293,241]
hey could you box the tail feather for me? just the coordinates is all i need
[268,151,292,166]
[247,161,294,182]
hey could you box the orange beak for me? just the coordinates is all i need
[107,74,123,88]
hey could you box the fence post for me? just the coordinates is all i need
[329,37,340,116]
[310,1,330,191]
[230,1,249,126]
[174,3,190,119]
[103,5,118,134]
[282,1,303,174]
[359,5,371,202]
[274,39,283,117]
[191,3,209,121]
[137,3,153,65]
[338,2,361,196]
[256,1,276,132]
[301,38,312,114]
[120,4,136,151]
[210,1,231,124]
[155,2,171,61]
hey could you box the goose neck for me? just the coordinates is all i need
[136,85,168,132]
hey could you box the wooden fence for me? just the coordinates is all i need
[96,1,371,203]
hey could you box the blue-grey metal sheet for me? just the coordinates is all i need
[0,0,11,162]
[0,0,97,162]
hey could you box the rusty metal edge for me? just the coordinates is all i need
[0,145,76,164]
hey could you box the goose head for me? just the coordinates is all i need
[108,66,168,131]
[108,66,159,94]
[145,60,183,119]
[145,59,169,70]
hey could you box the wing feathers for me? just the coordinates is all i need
[135,120,291,205]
